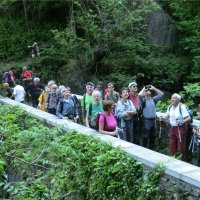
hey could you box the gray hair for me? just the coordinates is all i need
[34,77,40,82]
[58,85,65,92]
[92,90,101,97]
[172,93,181,101]
[48,80,55,87]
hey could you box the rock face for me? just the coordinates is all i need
[147,8,178,46]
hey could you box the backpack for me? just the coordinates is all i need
[168,103,193,124]
[88,103,106,130]
[2,72,10,83]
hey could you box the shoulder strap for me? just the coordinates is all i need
[89,102,92,116]
[60,100,64,113]
[83,94,86,109]
[168,104,172,112]
[179,103,182,116]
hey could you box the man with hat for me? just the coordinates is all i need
[81,82,94,125]
[128,81,141,144]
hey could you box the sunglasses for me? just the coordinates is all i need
[52,87,57,89]
[131,85,137,88]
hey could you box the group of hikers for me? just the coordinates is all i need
[2,66,200,165]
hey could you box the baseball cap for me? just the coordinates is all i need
[86,82,94,86]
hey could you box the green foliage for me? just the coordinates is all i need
[0,104,165,199]
[137,163,166,200]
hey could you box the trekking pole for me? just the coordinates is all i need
[159,118,164,138]
[177,125,182,143]
[189,135,194,152]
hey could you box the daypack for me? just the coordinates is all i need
[2,72,10,83]
[88,103,106,130]
[168,103,193,124]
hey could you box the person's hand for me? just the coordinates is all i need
[176,119,183,126]
[75,115,79,120]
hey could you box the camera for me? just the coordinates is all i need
[145,85,151,90]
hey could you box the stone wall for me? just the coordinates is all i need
[1,96,200,199]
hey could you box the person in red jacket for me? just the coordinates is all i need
[21,66,33,102]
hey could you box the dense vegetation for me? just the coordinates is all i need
[0,104,165,199]
[0,0,199,93]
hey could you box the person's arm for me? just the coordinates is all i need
[115,101,128,118]
[99,121,116,136]
[56,101,64,119]
[85,113,90,127]
[138,87,146,96]
[126,100,136,115]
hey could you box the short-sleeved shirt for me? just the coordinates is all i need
[99,112,117,131]
[81,94,93,111]
[13,85,25,102]
[87,102,103,122]
[166,103,189,126]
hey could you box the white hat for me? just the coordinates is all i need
[128,82,137,89]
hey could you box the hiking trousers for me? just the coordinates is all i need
[170,125,187,160]
[142,118,156,150]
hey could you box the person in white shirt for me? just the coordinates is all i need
[164,93,191,160]
[11,81,26,103]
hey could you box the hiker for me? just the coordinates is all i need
[38,86,51,112]
[26,77,44,108]
[21,66,32,87]
[10,80,26,103]
[115,87,136,142]
[139,85,164,149]
[85,90,103,129]
[7,67,16,87]
[2,83,14,99]
[45,84,59,115]
[56,87,79,122]
[28,42,40,57]
[99,100,118,137]
[192,125,200,166]
[128,81,142,144]
[104,82,120,110]
[21,66,33,102]
[164,93,191,160]
[81,82,94,125]
[95,81,104,97]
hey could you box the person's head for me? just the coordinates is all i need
[45,86,51,93]
[120,87,129,99]
[171,93,181,106]
[22,66,27,71]
[61,87,70,97]
[10,67,16,72]
[58,85,65,93]
[92,90,101,103]
[144,85,152,98]
[86,82,94,94]
[2,83,9,88]
[66,87,71,94]
[34,77,40,85]
[128,81,138,93]
[48,80,55,88]
[33,42,37,46]
[51,84,57,93]
[97,81,103,90]
[103,100,113,113]
[108,82,114,92]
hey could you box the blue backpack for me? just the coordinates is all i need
[2,72,10,83]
